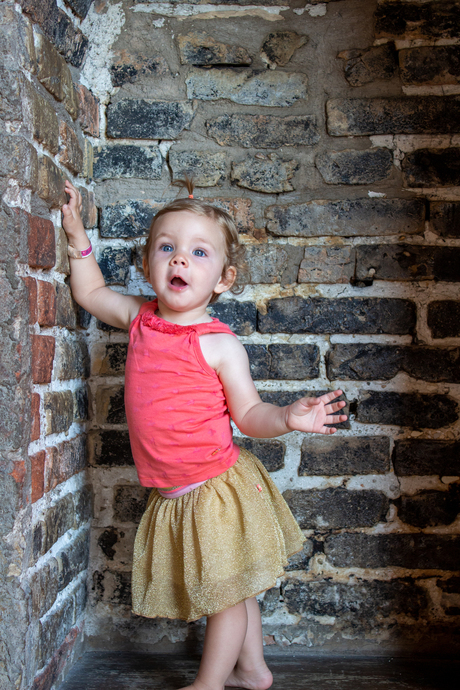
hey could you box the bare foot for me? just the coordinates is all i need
[225,663,273,690]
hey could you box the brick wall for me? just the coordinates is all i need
[1,1,460,687]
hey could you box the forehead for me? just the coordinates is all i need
[153,210,224,246]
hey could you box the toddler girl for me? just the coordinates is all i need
[62,179,347,690]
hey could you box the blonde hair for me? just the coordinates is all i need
[143,179,246,304]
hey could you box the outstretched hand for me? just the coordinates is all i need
[62,180,84,238]
[285,389,348,435]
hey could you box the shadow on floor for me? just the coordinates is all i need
[58,652,459,690]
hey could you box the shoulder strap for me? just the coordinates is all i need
[195,318,236,337]
[138,298,158,316]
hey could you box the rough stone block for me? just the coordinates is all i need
[44,390,74,435]
[178,31,251,66]
[30,450,45,503]
[187,68,307,107]
[30,558,59,618]
[327,344,460,383]
[93,569,132,606]
[59,121,83,175]
[113,485,150,523]
[55,226,70,275]
[402,148,460,187]
[169,150,226,187]
[338,42,397,87]
[400,45,460,86]
[0,4,36,74]
[94,144,162,181]
[39,596,75,666]
[110,49,169,87]
[100,200,161,238]
[327,97,460,136]
[37,279,56,326]
[316,148,393,185]
[31,626,80,690]
[31,334,55,383]
[92,342,128,376]
[265,198,425,237]
[234,437,285,472]
[207,114,319,148]
[23,80,59,154]
[428,301,460,338]
[56,281,77,329]
[244,244,304,285]
[34,493,75,559]
[28,214,56,269]
[258,297,416,335]
[54,335,89,380]
[77,84,99,137]
[38,155,66,208]
[300,435,390,476]
[298,245,355,284]
[74,485,92,524]
[88,430,134,467]
[31,392,40,441]
[355,245,460,282]
[430,202,460,238]
[245,344,319,380]
[95,385,126,424]
[325,533,460,570]
[208,301,256,335]
[285,541,314,572]
[98,247,132,286]
[397,487,460,529]
[79,187,97,229]
[106,100,194,139]
[64,0,93,20]
[57,530,90,591]
[34,30,66,101]
[45,434,86,491]
[231,154,298,193]
[0,134,38,194]
[261,31,307,69]
[283,488,389,529]
[356,391,458,429]
[204,197,255,233]
[0,65,23,123]
[283,578,427,619]
[375,1,460,41]
[73,385,88,423]
[393,439,460,477]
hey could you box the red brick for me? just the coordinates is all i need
[31,393,40,442]
[31,451,45,503]
[28,214,56,268]
[37,280,56,327]
[31,626,80,690]
[31,334,55,383]
[24,276,37,324]
[77,84,100,137]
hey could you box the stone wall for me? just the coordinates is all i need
[1,1,460,688]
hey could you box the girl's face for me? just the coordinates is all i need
[143,211,235,323]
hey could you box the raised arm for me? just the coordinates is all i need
[207,334,347,438]
[62,181,145,330]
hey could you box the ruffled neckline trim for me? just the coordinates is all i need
[140,301,217,335]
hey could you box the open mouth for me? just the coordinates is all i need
[170,276,188,288]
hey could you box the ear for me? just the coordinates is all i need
[213,266,236,295]
[142,255,150,280]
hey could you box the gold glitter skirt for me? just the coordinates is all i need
[131,448,305,622]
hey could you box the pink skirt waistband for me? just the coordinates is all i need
[157,480,207,498]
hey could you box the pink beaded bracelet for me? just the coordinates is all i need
[67,242,93,259]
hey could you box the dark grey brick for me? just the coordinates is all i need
[327,97,460,136]
[207,114,319,148]
[285,540,314,572]
[95,385,126,424]
[98,247,132,286]
[57,529,90,591]
[30,558,59,618]
[97,527,125,560]
[96,343,129,375]
[245,344,319,380]
[283,488,389,530]
[64,0,93,20]
[397,486,460,529]
[73,385,88,422]
[316,148,393,185]
[356,391,458,429]
[74,485,92,524]
[100,201,161,239]
[178,31,251,66]
[258,297,416,335]
[393,439,460,477]
[244,244,304,285]
[428,301,460,338]
[260,31,307,68]
[89,430,134,467]
[107,100,194,139]
[44,390,74,435]
[325,533,460,570]
[283,578,427,619]
[110,51,169,87]
[266,198,425,237]
[375,1,460,41]
[430,202,460,238]
[300,435,390,476]
[34,494,75,559]
[339,42,398,87]
[400,45,460,86]
[113,485,151,523]
[169,150,226,187]
[39,595,74,666]
[93,145,162,181]
[208,301,256,336]
[298,245,355,284]
[54,335,90,380]
[92,569,132,606]
[234,437,285,472]
[402,148,460,187]
[356,245,460,282]
[231,155,299,193]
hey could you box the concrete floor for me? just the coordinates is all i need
[58,652,459,690]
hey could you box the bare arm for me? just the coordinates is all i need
[62,181,145,330]
[202,334,347,438]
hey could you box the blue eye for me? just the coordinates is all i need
[160,244,173,252]
[193,249,206,257]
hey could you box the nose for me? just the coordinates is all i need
[170,251,187,266]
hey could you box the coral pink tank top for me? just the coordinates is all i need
[124,300,240,487]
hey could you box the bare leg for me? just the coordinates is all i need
[225,598,273,690]
[179,601,248,690]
